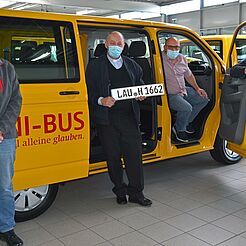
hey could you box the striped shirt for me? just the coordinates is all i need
[162,52,192,96]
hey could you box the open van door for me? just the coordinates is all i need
[219,21,246,157]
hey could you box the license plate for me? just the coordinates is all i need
[111,84,164,101]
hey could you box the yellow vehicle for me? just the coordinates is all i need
[0,9,245,222]
[180,34,246,65]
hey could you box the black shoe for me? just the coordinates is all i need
[116,195,127,205]
[185,124,195,134]
[172,127,189,143]
[129,196,152,206]
[0,230,23,246]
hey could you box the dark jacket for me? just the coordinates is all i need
[230,59,246,78]
[86,55,144,125]
[0,59,22,139]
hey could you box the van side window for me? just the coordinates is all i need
[0,17,79,83]
[205,40,223,59]
[236,38,246,63]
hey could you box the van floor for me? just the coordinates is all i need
[13,152,246,246]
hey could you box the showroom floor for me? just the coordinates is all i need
[3,151,246,246]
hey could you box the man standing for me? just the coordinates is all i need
[0,58,23,246]
[163,37,209,142]
[86,31,152,206]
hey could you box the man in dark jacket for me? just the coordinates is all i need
[230,59,246,78]
[0,59,23,246]
[86,31,152,206]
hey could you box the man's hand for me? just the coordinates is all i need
[0,131,4,143]
[101,96,116,108]
[135,96,146,101]
[196,88,208,98]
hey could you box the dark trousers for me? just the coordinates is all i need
[97,110,144,198]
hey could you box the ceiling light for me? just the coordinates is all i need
[12,3,38,10]
[121,11,161,20]
[76,9,96,15]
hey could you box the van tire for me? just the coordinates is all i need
[14,184,59,222]
[210,135,242,164]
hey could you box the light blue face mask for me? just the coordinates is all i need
[167,49,180,59]
[108,45,123,59]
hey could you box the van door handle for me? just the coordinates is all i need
[59,91,80,95]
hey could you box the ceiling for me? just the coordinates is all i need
[1,0,190,17]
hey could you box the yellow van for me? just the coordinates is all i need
[0,9,245,222]
[180,34,246,65]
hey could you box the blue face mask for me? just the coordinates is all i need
[167,49,180,59]
[108,46,123,59]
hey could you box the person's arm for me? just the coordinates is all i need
[185,73,208,98]
[0,131,3,143]
[0,63,22,138]
[86,60,115,108]
[182,55,208,98]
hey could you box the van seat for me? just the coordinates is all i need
[94,44,107,57]
[129,41,152,84]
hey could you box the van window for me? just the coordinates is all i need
[178,40,210,63]
[0,17,79,83]
[236,39,246,63]
[205,40,223,59]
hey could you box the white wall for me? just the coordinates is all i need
[242,2,246,21]
[166,2,246,34]
[202,3,239,29]
[168,11,200,32]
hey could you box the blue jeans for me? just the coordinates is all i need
[169,87,209,132]
[0,139,16,233]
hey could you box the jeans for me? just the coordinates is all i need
[169,87,209,132]
[0,138,16,233]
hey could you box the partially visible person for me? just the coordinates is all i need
[86,31,152,207]
[162,37,209,142]
[0,58,23,246]
[230,59,246,78]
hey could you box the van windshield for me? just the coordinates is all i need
[179,40,209,63]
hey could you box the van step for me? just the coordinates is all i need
[174,140,200,148]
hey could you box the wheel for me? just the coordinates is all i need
[210,135,242,164]
[14,184,59,222]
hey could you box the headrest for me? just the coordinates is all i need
[94,43,107,57]
[129,41,146,57]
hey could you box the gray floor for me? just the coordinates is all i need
[3,151,246,246]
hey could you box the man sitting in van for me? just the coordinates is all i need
[162,37,209,143]
[230,59,246,78]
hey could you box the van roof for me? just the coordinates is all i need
[0,8,190,31]
[202,34,246,40]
